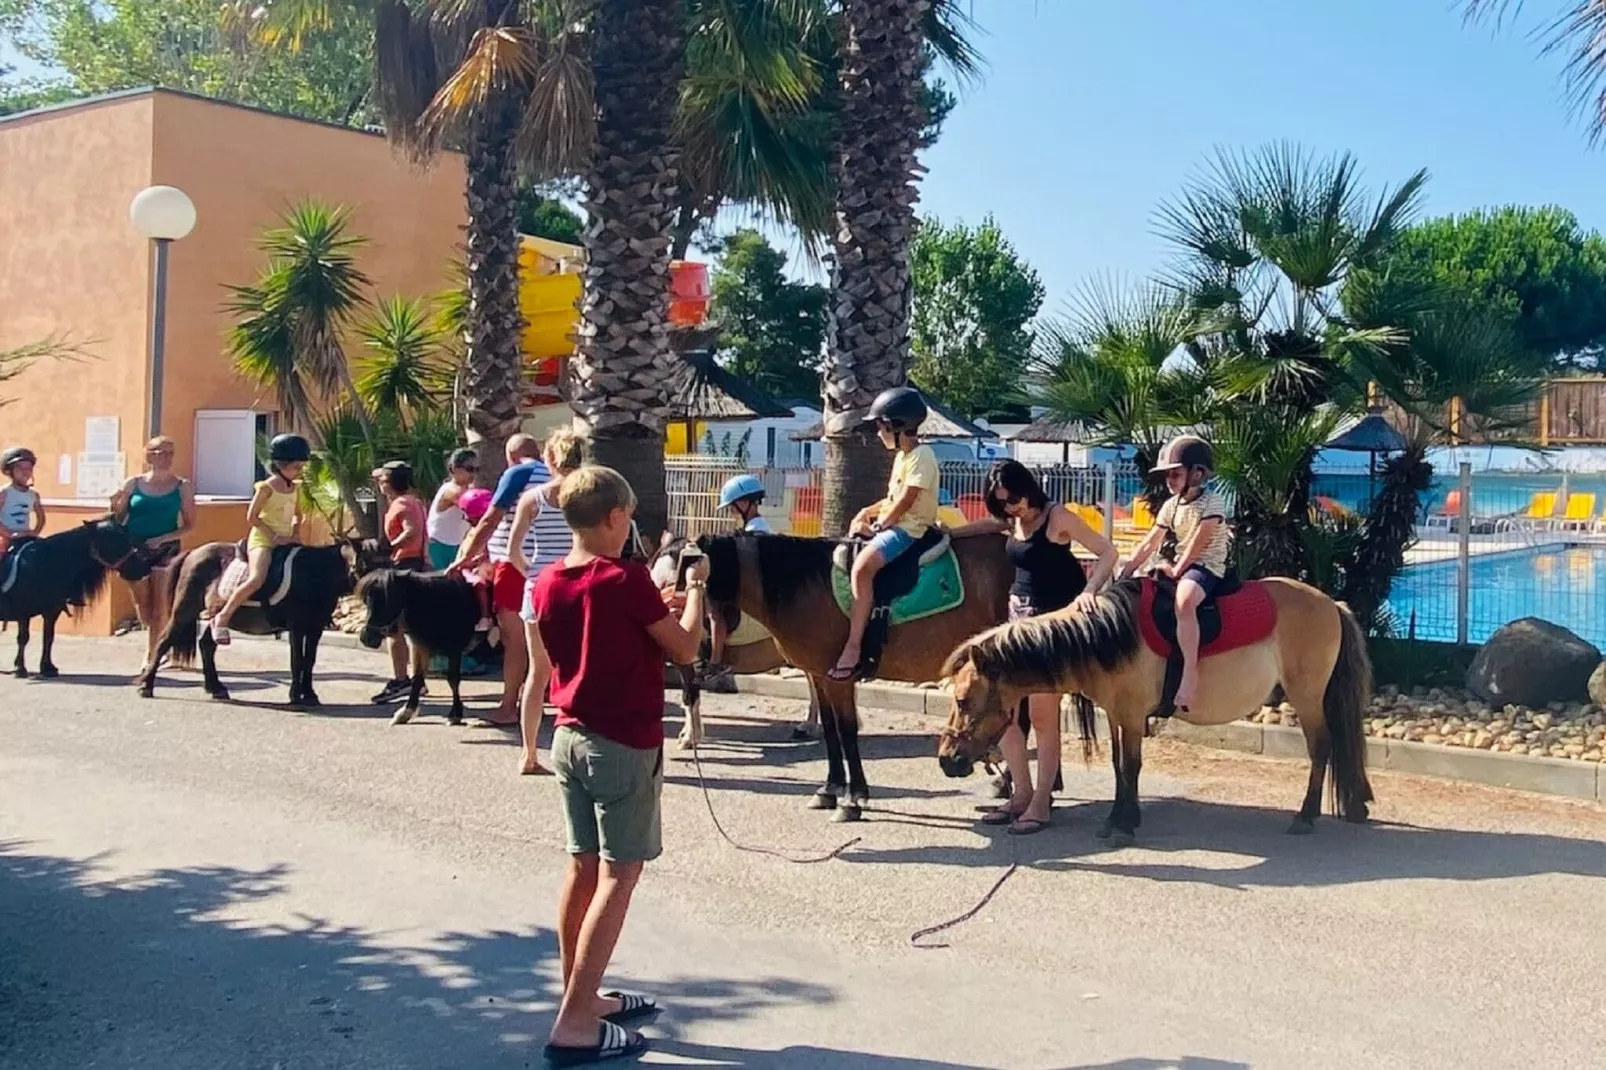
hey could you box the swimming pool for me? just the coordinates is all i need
[1386,544,1606,648]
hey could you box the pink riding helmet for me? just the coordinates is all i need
[460,487,493,525]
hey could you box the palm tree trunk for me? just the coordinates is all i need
[819,0,930,537]
[570,0,686,542]
[460,99,527,487]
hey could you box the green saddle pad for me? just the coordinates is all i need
[830,547,966,626]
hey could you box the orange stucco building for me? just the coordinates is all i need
[0,88,467,632]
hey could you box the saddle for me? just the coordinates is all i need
[1137,573,1276,718]
[0,535,41,598]
[218,545,302,609]
[830,528,964,681]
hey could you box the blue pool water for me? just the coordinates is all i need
[1386,545,1606,648]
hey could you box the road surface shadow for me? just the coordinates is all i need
[0,840,838,1070]
[655,1039,1249,1069]
[840,794,1606,889]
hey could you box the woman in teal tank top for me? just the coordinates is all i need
[111,435,196,674]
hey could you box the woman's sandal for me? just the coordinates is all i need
[1007,816,1051,836]
[543,1020,648,1067]
[980,804,1027,826]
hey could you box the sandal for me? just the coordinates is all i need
[209,623,231,646]
[600,991,660,1026]
[543,1021,648,1067]
[825,661,859,683]
[981,804,1026,826]
[1007,816,1051,836]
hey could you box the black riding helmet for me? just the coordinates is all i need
[268,433,312,464]
[1,446,37,473]
[868,386,928,435]
[1150,434,1214,474]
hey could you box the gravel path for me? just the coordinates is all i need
[2,635,1604,1069]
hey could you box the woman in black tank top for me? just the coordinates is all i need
[948,460,1118,834]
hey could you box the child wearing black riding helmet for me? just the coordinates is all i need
[829,386,942,682]
[0,445,45,557]
[1119,434,1233,712]
[210,433,309,646]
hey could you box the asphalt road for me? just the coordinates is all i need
[3,634,1604,1069]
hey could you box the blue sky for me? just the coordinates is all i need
[913,0,1606,315]
[8,1,1603,311]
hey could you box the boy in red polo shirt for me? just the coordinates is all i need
[525,465,707,1067]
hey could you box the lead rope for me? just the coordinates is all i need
[689,745,861,864]
[909,848,1020,950]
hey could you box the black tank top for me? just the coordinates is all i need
[1006,508,1086,612]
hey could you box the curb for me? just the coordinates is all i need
[307,635,1605,805]
[704,670,1605,805]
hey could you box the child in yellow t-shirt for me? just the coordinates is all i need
[829,387,939,682]
[209,434,308,645]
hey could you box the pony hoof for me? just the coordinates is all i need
[676,732,697,751]
[447,713,465,727]
[833,805,863,824]
[13,668,28,679]
[808,791,838,811]
[209,688,231,701]
[300,692,322,709]
[1095,821,1114,840]
[789,725,816,741]
[39,666,58,679]
[1103,829,1136,849]
[1343,806,1370,825]
[137,686,154,699]
[988,775,1011,800]
[391,706,417,727]
[1287,818,1316,835]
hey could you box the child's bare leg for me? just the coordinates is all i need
[832,550,884,675]
[519,621,549,775]
[212,549,270,633]
[550,859,644,1046]
[1174,577,1206,709]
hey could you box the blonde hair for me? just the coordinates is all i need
[557,465,635,531]
[146,435,175,452]
[545,429,588,473]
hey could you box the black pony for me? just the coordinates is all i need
[0,517,147,678]
[139,541,356,707]
[355,567,481,725]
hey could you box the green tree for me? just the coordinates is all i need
[355,295,450,422]
[516,188,585,245]
[0,0,374,124]
[225,201,380,533]
[1350,206,1606,369]
[708,228,826,403]
[909,215,1045,420]
[1041,144,1539,626]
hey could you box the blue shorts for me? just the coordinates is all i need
[866,526,917,562]
[1179,565,1223,598]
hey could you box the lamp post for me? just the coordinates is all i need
[129,186,196,439]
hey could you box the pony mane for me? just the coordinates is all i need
[945,579,1143,683]
[698,532,835,617]
[50,521,115,607]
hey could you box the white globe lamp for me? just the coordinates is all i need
[130,185,195,439]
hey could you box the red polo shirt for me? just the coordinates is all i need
[528,555,670,750]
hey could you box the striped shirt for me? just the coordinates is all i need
[1157,488,1233,576]
[487,459,550,563]
[527,482,574,575]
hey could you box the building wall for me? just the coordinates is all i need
[150,91,467,483]
[0,90,467,505]
[0,95,156,499]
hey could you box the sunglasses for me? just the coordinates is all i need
[994,490,1026,505]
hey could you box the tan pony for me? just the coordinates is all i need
[937,577,1374,844]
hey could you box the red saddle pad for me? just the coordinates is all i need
[1138,577,1279,659]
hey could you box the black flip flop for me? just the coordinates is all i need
[980,805,1025,826]
[1007,816,1051,836]
[544,1021,648,1067]
[600,991,660,1026]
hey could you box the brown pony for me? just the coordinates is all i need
[697,531,1013,822]
[937,577,1373,844]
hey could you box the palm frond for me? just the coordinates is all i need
[1464,0,1606,142]
[356,295,452,416]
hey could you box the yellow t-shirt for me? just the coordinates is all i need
[886,444,940,538]
[248,480,298,551]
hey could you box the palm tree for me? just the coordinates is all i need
[818,0,938,535]
[226,201,378,530]
[0,334,94,408]
[1462,1,1606,140]
[1040,144,1539,621]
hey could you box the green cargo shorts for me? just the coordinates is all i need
[550,725,664,863]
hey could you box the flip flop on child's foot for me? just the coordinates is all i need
[209,624,231,646]
[825,660,860,682]
[599,991,660,1026]
[543,1021,648,1067]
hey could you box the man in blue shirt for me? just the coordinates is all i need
[451,434,550,725]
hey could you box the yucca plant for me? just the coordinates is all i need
[356,295,452,424]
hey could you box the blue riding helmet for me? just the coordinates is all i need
[718,473,766,510]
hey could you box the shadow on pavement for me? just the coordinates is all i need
[0,840,837,1070]
[655,1039,1250,1069]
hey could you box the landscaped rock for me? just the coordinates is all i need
[1466,618,1601,709]
[1589,661,1606,708]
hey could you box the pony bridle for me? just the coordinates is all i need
[92,543,138,573]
